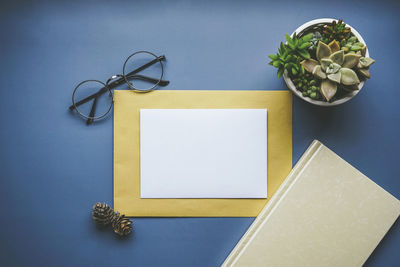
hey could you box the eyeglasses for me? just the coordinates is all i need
[69,50,169,125]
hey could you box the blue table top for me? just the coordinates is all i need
[0,0,399,266]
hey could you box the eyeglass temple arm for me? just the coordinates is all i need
[69,55,167,110]
[129,74,169,86]
[86,96,98,125]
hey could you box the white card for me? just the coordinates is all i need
[140,109,267,198]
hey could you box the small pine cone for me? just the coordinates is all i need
[92,203,114,226]
[111,212,133,237]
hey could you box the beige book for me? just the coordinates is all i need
[222,140,400,267]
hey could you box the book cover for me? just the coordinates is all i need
[222,140,400,267]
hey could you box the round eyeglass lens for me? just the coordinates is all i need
[123,51,163,91]
[72,80,113,120]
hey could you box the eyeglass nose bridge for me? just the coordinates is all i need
[106,74,125,97]
[106,74,124,86]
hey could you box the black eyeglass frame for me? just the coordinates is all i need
[70,50,169,124]
[72,79,114,120]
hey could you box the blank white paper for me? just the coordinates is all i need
[140,109,267,198]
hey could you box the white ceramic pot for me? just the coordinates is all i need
[283,18,369,106]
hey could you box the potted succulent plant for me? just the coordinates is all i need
[268,18,375,106]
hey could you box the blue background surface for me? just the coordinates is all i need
[0,0,399,266]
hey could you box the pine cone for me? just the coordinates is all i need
[92,202,114,226]
[111,212,133,237]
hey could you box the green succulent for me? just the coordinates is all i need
[309,32,322,51]
[340,36,366,53]
[321,19,351,43]
[292,74,322,100]
[268,32,313,78]
[301,41,370,101]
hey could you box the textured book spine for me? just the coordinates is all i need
[222,140,323,267]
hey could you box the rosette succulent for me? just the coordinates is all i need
[309,32,322,51]
[356,55,375,79]
[300,41,374,101]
